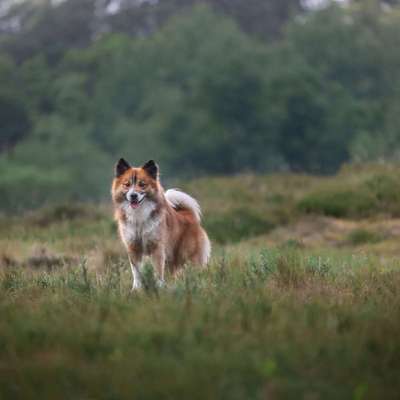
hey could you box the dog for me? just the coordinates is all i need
[111,158,211,289]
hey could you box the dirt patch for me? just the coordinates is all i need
[268,216,358,247]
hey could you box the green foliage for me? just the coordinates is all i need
[1,2,400,209]
[205,208,275,244]
[0,163,72,211]
[0,55,31,152]
[298,168,400,218]
[0,0,304,64]
[346,228,383,245]
[0,92,31,152]
[298,188,376,218]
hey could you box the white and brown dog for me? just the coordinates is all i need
[111,158,211,289]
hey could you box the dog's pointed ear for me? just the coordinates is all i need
[142,160,159,180]
[115,158,131,177]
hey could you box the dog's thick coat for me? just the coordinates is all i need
[111,158,210,289]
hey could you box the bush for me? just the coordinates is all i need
[297,171,400,218]
[297,188,376,218]
[27,203,103,227]
[363,174,400,216]
[0,164,73,211]
[346,229,383,246]
[205,208,274,244]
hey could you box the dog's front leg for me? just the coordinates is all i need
[130,261,143,290]
[128,251,143,291]
[153,246,166,287]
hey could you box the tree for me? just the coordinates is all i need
[263,54,359,172]
[0,54,31,152]
[0,93,31,153]
[107,0,304,41]
[0,0,97,64]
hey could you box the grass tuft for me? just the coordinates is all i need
[346,229,384,246]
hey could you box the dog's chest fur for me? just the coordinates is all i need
[119,202,162,251]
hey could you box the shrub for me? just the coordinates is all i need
[297,188,376,218]
[205,208,274,244]
[297,171,400,218]
[346,229,383,246]
[28,203,103,227]
[362,174,400,216]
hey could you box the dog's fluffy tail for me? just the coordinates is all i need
[165,189,202,222]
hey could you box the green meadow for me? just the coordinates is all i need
[1,164,400,399]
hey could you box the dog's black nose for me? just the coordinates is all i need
[129,193,139,202]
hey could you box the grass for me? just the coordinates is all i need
[1,252,400,399]
[1,163,400,399]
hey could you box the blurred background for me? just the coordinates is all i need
[0,0,399,211]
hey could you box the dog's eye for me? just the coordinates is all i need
[138,180,146,188]
[123,181,131,188]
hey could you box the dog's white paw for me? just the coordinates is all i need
[156,279,165,288]
[131,280,143,291]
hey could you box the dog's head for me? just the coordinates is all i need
[111,158,160,209]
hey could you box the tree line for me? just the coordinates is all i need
[1,0,400,210]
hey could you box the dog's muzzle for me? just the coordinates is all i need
[127,190,145,209]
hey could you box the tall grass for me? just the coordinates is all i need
[1,251,400,399]
[2,165,400,399]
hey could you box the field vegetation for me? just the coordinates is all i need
[1,165,400,399]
